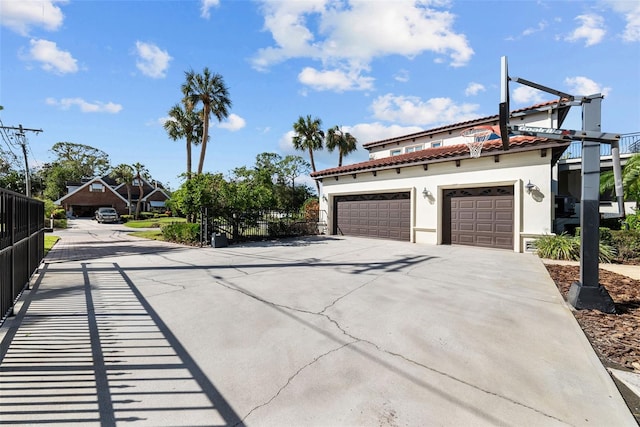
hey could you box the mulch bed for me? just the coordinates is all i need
[545,264,640,372]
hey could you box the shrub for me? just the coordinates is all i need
[120,215,132,223]
[533,233,615,263]
[611,229,640,262]
[302,198,319,222]
[622,210,640,230]
[575,227,613,245]
[52,218,67,229]
[52,208,67,219]
[140,212,154,219]
[534,233,580,261]
[161,222,200,244]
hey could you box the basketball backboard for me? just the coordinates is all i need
[499,56,510,151]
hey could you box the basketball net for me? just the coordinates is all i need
[461,127,493,158]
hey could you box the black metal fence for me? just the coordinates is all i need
[200,207,318,246]
[1,188,45,322]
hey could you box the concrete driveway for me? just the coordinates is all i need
[0,219,635,426]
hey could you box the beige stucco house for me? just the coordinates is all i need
[311,101,574,252]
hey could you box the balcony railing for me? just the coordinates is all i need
[560,132,640,160]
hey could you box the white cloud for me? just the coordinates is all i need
[217,114,246,131]
[252,0,473,91]
[512,86,546,105]
[565,14,606,46]
[25,38,78,74]
[46,97,122,113]
[522,20,548,36]
[200,0,220,19]
[0,0,65,35]
[298,66,374,91]
[371,94,481,126]
[394,69,410,83]
[135,41,172,78]
[464,82,485,96]
[604,0,640,42]
[564,76,611,97]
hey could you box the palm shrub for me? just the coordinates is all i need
[534,233,579,260]
[533,233,615,263]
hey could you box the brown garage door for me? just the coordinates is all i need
[334,193,410,241]
[443,186,514,250]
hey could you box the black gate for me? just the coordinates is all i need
[0,188,44,323]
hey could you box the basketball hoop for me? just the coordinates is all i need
[461,126,494,158]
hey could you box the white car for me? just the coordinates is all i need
[95,207,119,223]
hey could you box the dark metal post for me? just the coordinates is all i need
[567,96,616,313]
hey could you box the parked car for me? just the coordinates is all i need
[95,207,119,223]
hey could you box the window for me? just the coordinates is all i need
[430,140,443,148]
[390,149,402,156]
[90,183,104,192]
[405,144,423,153]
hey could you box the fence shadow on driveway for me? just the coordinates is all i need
[0,262,243,427]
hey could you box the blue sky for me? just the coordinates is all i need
[1,0,638,191]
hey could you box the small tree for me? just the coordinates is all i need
[132,162,149,219]
[326,125,357,167]
[110,164,134,215]
[292,115,324,195]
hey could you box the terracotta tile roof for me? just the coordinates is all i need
[362,99,570,149]
[311,135,570,178]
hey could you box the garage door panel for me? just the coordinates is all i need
[446,187,514,250]
[335,193,410,241]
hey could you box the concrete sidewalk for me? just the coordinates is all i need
[0,219,637,426]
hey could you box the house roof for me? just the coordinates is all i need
[311,135,571,178]
[54,177,129,205]
[362,99,571,150]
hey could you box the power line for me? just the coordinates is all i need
[0,124,43,197]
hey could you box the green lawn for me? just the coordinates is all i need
[128,230,165,240]
[44,235,60,256]
[124,217,186,228]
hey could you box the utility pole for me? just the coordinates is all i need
[0,124,43,197]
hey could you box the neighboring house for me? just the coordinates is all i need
[311,100,634,252]
[55,176,170,217]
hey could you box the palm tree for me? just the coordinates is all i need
[292,115,324,194]
[326,125,358,167]
[164,102,203,180]
[132,162,149,219]
[110,164,134,215]
[601,153,640,210]
[182,68,231,174]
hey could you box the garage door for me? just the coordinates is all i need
[334,193,410,241]
[443,186,514,250]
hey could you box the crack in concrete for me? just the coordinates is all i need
[319,276,379,314]
[215,277,570,425]
[236,341,357,426]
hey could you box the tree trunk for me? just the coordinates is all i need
[186,139,192,180]
[308,147,320,195]
[136,182,143,219]
[198,104,210,174]
[126,185,132,215]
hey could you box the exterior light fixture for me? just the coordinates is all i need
[525,180,536,194]
[422,188,431,198]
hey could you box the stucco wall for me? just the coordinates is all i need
[318,149,553,252]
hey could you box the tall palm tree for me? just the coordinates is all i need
[164,102,203,180]
[182,68,231,174]
[110,164,134,215]
[326,125,358,167]
[292,115,324,194]
[132,162,149,219]
[601,153,640,210]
